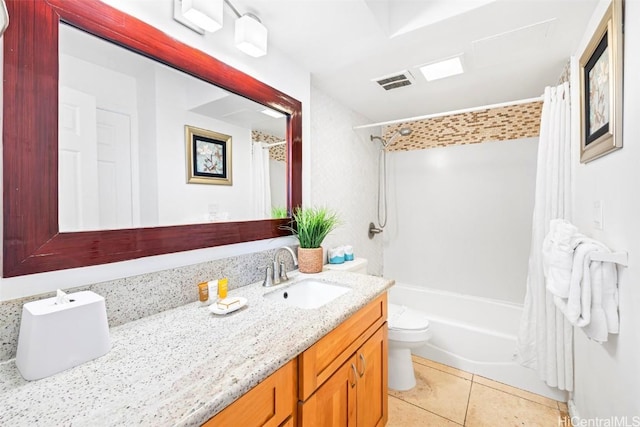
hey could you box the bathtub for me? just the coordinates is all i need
[389,283,567,401]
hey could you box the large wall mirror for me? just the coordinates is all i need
[3,0,302,277]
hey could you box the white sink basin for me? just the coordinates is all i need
[264,279,351,309]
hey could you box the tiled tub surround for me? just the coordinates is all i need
[0,270,393,426]
[384,101,542,151]
[252,130,286,162]
[0,247,297,362]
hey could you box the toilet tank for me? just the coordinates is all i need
[324,258,368,274]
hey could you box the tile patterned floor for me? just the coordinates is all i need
[387,355,570,426]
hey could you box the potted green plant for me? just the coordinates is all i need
[283,206,340,273]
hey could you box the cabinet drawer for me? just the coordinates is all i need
[204,359,297,427]
[298,293,387,401]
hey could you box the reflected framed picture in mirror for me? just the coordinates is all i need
[186,125,232,185]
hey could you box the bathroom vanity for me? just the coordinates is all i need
[208,291,387,426]
[0,271,392,426]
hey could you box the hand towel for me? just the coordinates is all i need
[601,260,619,334]
[582,259,609,342]
[553,241,597,325]
[550,236,620,343]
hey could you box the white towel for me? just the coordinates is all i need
[550,237,619,343]
[554,240,599,325]
[582,258,619,342]
[543,219,580,298]
[582,259,608,342]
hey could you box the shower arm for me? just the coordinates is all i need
[370,127,412,148]
[368,222,383,239]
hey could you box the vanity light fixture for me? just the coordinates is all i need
[419,55,464,81]
[175,0,268,57]
[235,13,268,57]
[224,0,268,57]
[174,0,223,35]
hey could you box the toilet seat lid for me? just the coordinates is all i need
[388,303,430,331]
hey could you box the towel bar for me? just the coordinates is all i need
[590,251,628,267]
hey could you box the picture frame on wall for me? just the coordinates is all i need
[579,0,624,163]
[185,125,232,185]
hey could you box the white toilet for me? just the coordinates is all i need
[386,303,431,390]
[324,258,432,391]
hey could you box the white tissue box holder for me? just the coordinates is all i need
[15,291,111,381]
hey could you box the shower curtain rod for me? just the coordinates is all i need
[353,95,544,130]
[260,140,286,148]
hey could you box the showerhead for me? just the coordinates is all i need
[369,126,412,148]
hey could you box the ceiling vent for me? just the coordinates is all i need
[373,70,415,91]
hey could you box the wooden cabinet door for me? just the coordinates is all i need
[298,294,387,401]
[299,356,358,427]
[355,325,388,427]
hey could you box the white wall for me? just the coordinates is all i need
[137,64,160,226]
[571,0,640,418]
[309,87,383,275]
[0,0,311,301]
[60,54,139,116]
[384,138,538,303]
[153,66,254,224]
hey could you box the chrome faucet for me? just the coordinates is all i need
[273,246,298,284]
[262,246,298,287]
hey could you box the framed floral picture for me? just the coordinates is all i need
[185,125,232,185]
[579,0,623,163]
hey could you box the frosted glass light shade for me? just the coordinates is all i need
[182,0,223,33]
[235,14,268,57]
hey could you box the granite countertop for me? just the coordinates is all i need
[0,270,393,426]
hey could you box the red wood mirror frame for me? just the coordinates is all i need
[2,0,302,277]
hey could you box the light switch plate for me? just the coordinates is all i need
[593,200,603,230]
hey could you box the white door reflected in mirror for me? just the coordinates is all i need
[59,87,99,231]
[59,90,137,232]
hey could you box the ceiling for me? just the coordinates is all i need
[231,0,598,125]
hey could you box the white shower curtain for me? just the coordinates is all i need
[517,82,573,391]
[251,142,272,219]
